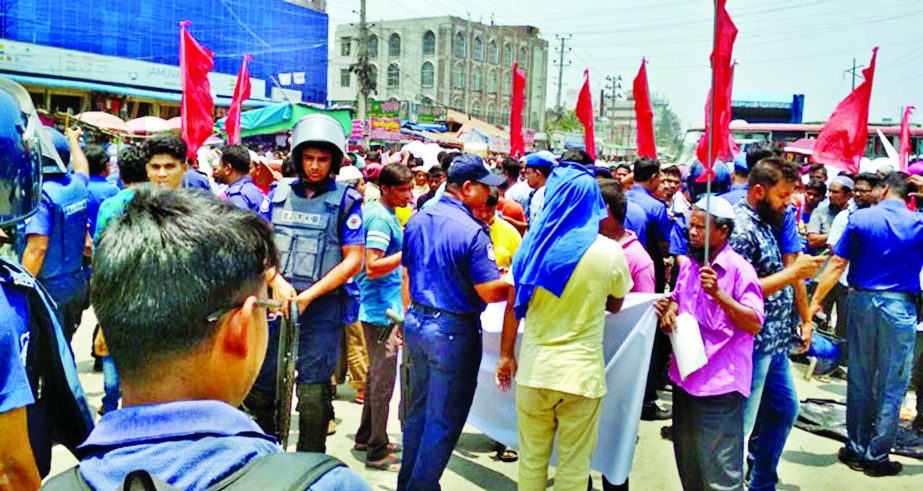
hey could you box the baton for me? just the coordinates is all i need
[386,309,411,424]
[275,301,301,450]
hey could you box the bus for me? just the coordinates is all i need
[674,122,923,167]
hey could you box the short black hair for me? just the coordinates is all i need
[561,149,595,166]
[502,158,521,179]
[615,163,631,173]
[142,135,187,163]
[117,146,150,185]
[883,171,912,200]
[855,172,881,189]
[379,163,413,188]
[438,151,459,171]
[85,146,109,176]
[632,157,660,182]
[808,163,827,177]
[221,145,252,174]
[428,165,447,178]
[805,178,827,196]
[597,178,628,225]
[485,186,500,208]
[661,165,682,179]
[746,146,776,170]
[749,157,800,190]
[594,166,613,179]
[531,165,553,178]
[91,187,278,380]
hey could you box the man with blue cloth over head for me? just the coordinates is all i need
[398,153,510,490]
[495,161,633,491]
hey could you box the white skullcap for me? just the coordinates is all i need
[694,195,736,220]
[336,165,364,182]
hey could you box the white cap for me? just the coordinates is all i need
[693,195,736,220]
[336,165,364,182]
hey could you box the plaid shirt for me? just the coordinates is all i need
[728,202,797,354]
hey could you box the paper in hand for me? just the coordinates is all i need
[669,312,707,380]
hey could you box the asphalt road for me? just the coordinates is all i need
[47,309,921,490]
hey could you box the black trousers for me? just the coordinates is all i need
[355,322,399,461]
[672,387,745,491]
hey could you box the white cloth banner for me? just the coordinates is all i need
[467,293,660,486]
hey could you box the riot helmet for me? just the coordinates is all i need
[290,114,346,181]
[0,78,49,227]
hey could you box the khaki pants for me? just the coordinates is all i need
[335,321,369,390]
[516,385,603,491]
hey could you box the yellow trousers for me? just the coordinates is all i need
[516,385,603,491]
[335,321,369,390]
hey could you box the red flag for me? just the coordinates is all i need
[696,0,737,180]
[813,48,878,173]
[509,62,526,156]
[180,21,214,162]
[226,55,252,146]
[575,69,596,160]
[899,105,915,172]
[633,58,656,159]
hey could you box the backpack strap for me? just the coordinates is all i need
[207,452,345,491]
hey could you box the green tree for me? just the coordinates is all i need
[654,103,682,152]
[546,110,583,134]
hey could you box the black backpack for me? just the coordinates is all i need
[41,452,345,491]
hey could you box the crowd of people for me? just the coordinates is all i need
[2,80,922,491]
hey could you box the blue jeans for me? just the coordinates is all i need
[743,350,798,491]
[397,306,482,491]
[101,355,121,413]
[845,291,917,463]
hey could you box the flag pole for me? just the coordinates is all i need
[704,0,719,264]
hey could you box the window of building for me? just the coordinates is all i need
[486,102,497,124]
[489,40,499,64]
[503,43,512,66]
[503,71,512,94]
[488,69,498,93]
[471,100,481,118]
[341,37,352,56]
[454,32,466,58]
[367,35,378,57]
[369,65,378,88]
[473,37,483,61]
[472,69,482,92]
[340,69,351,87]
[387,63,400,88]
[452,97,464,111]
[519,46,528,68]
[452,62,466,89]
[421,61,434,88]
[423,30,436,55]
[388,33,401,57]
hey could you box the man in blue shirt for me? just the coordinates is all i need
[729,157,826,491]
[626,157,672,293]
[399,153,509,490]
[19,127,90,342]
[248,114,365,454]
[83,146,119,240]
[809,172,923,477]
[215,144,265,213]
[58,187,369,490]
[354,164,414,472]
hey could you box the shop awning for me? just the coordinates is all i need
[2,73,274,108]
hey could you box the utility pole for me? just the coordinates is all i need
[844,57,865,91]
[553,34,572,116]
[354,0,371,150]
[604,75,621,118]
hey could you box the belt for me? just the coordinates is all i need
[848,288,920,300]
[410,303,479,320]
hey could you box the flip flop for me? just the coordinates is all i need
[354,442,401,453]
[365,454,401,472]
[494,448,518,463]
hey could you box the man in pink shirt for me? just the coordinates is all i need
[654,196,765,491]
[598,178,656,293]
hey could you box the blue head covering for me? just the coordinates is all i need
[511,161,607,319]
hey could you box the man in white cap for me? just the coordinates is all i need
[654,195,764,491]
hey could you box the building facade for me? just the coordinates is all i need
[0,0,328,118]
[330,16,548,131]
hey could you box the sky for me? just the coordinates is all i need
[326,0,922,128]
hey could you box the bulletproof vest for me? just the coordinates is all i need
[270,181,349,292]
[37,176,89,280]
[0,258,94,476]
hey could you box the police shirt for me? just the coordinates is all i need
[87,175,120,239]
[0,285,33,414]
[225,175,265,213]
[627,186,672,245]
[182,168,212,191]
[24,173,89,239]
[623,201,649,247]
[402,195,500,315]
[258,179,364,247]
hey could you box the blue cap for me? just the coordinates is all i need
[733,152,748,173]
[687,160,732,201]
[523,151,557,168]
[448,153,506,186]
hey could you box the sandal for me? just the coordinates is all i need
[365,454,401,472]
[353,442,401,453]
[494,448,518,463]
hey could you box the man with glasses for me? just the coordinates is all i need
[45,188,370,490]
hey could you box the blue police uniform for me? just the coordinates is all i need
[398,195,500,490]
[249,178,363,452]
[75,400,369,491]
[832,199,923,464]
[86,175,119,240]
[623,201,649,247]
[182,167,212,190]
[20,172,90,340]
[720,183,749,205]
[225,175,265,213]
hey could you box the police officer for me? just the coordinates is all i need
[398,154,509,490]
[214,144,264,213]
[0,78,93,485]
[247,114,365,453]
[18,121,90,342]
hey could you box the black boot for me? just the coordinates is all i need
[296,383,331,453]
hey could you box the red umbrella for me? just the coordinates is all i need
[126,116,170,134]
[783,137,816,156]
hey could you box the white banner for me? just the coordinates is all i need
[468,293,660,485]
